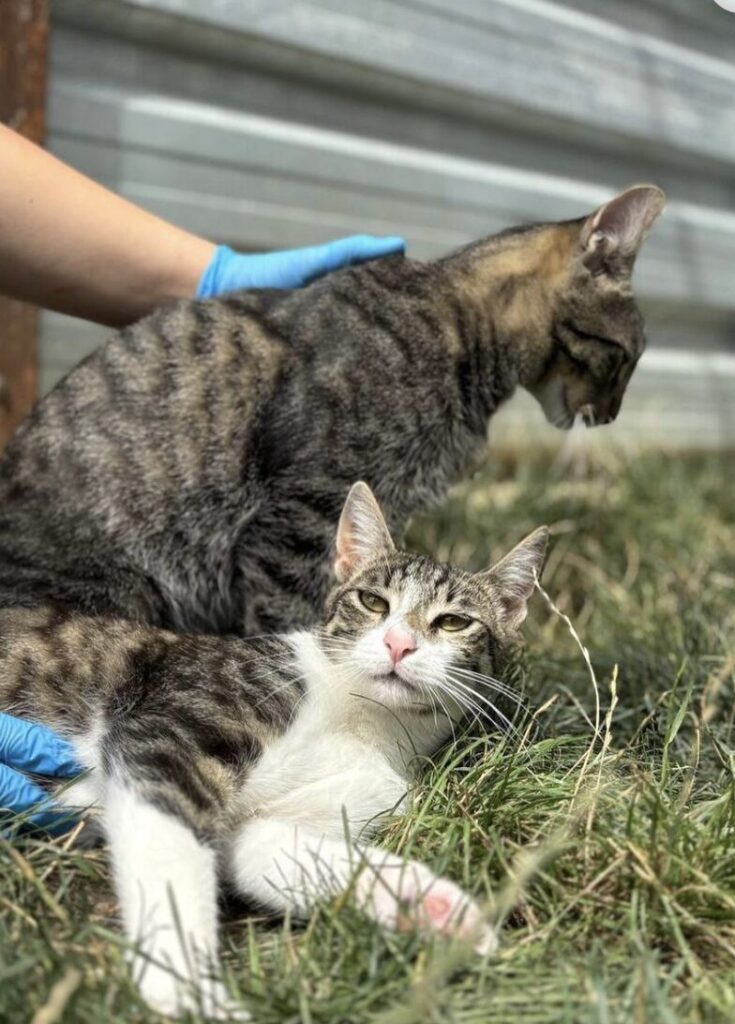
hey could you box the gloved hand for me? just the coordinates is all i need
[196,234,406,298]
[0,712,81,834]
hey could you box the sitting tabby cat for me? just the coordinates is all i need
[0,185,663,634]
[0,484,547,1018]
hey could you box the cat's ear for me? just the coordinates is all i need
[479,526,549,630]
[580,185,665,269]
[335,482,395,582]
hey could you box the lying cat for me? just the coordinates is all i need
[0,483,547,1018]
[0,186,662,634]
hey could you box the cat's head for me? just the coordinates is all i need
[321,482,547,716]
[458,184,664,430]
[528,184,665,429]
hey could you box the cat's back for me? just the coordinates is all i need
[0,255,453,625]
[0,292,294,620]
[1,292,286,490]
[1,255,433,502]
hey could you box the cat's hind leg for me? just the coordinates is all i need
[227,817,496,953]
[104,776,249,1021]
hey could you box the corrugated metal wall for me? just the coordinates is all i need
[43,0,735,448]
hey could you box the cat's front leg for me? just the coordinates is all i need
[104,778,249,1021]
[227,817,495,953]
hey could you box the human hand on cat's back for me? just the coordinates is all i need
[0,124,404,325]
[0,713,81,834]
[195,235,406,297]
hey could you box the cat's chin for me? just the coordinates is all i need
[538,403,575,430]
[371,670,424,707]
[529,381,574,430]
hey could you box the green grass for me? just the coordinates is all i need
[2,449,735,1024]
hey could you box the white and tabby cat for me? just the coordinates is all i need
[0,483,547,1018]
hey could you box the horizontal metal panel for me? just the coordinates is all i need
[47,82,735,319]
[83,0,735,173]
[559,0,735,62]
[47,25,735,214]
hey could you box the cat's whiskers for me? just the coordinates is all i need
[434,692,459,746]
[445,674,521,733]
[250,667,312,709]
[438,676,496,730]
[447,665,526,705]
[285,683,313,725]
[319,638,519,701]
[428,677,492,740]
[317,636,359,651]
[444,686,514,741]
[446,663,521,694]
[444,671,517,729]
[443,673,523,738]
[429,677,479,733]
[317,639,522,737]
[307,642,459,738]
[418,674,459,745]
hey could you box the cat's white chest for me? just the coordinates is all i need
[239,635,410,840]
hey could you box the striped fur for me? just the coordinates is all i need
[0,187,663,637]
[0,605,300,839]
[0,488,544,1016]
[0,486,547,839]
[0,185,664,1015]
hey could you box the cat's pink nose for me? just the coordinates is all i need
[384,627,416,666]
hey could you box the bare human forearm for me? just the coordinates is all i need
[0,124,215,327]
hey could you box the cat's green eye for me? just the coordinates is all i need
[434,613,472,632]
[359,591,389,614]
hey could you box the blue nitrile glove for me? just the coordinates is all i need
[0,712,81,834]
[196,234,406,298]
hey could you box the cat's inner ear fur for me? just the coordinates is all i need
[335,482,395,582]
[579,185,665,270]
[479,526,549,630]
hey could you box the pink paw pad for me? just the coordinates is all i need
[422,891,456,931]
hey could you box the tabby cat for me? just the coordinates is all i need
[1,484,547,1018]
[0,185,663,635]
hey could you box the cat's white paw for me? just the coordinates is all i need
[137,966,250,1021]
[359,859,497,955]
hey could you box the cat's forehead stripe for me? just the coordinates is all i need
[387,580,421,619]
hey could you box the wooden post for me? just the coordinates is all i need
[0,0,48,450]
